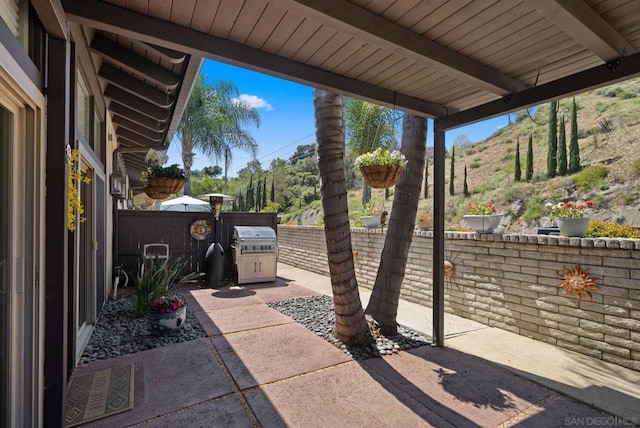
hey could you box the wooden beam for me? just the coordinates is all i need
[275,0,527,95]
[116,128,162,148]
[31,0,67,39]
[62,0,449,118]
[109,101,165,131]
[438,52,640,130]
[90,32,180,90]
[525,0,635,61]
[136,40,187,64]
[99,63,173,107]
[112,116,164,141]
[104,84,169,122]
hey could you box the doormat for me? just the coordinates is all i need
[65,363,134,427]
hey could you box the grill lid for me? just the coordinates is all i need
[233,226,276,240]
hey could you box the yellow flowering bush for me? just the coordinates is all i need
[67,149,91,231]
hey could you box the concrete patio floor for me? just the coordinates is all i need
[70,263,640,427]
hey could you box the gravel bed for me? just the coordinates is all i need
[268,295,431,361]
[79,292,430,365]
[78,292,206,365]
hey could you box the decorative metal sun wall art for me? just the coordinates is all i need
[558,264,600,301]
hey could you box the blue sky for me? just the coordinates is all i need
[166,59,512,177]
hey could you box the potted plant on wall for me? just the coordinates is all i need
[142,148,186,200]
[549,200,592,237]
[359,201,382,228]
[416,212,433,230]
[354,148,407,188]
[463,201,503,233]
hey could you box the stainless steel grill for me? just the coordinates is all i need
[232,226,277,284]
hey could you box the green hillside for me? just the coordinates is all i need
[223,78,640,233]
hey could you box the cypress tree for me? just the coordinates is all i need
[547,100,558,178]
[232,199,237,211]
[256,177,262,211]
[569,97,581,173]
[526,133,534,181]
[262,178,267,208]
[449,146,455,196]
[238,193,245,211]
[247,175,254,210]
[270,178,275,202]
[463,165,470,196]
[558,116,567,175]
[385,187,389,200]
[514,137,522,182]
[424,160,429,199]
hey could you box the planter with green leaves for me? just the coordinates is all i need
[142,149,186,199]
[359,201,382,228]
[134,255,202,324]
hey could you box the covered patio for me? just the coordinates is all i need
[61,0,640,346]
[3,0,640,425]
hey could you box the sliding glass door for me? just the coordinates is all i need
[0,103,11,428]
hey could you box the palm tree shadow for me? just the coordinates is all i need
[361,344,547,427]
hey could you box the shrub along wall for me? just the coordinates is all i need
[277,225,640,371]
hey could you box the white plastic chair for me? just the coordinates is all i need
[140,243,170,276]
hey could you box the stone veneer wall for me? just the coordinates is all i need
[277,225,640,371]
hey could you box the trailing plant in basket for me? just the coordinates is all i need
[354,148,407,169]
[134,256,201,316]
[141,148,186,186]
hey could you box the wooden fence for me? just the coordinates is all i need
[116,211,277,279]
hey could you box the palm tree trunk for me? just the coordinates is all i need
[365,114,427,335]
[224,148,230,194]
[181,138,194,196]
[314,89,371,346]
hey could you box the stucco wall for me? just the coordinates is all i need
[277,225,640,371]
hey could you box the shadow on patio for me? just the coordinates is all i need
[68,270,636,426]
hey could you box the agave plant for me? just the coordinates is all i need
[133,255,201,316]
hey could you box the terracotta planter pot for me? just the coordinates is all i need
[417,218,433,230]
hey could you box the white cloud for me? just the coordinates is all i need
[232,94,273,111]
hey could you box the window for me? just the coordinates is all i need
[93,112,103,161]
[76,74,90,139]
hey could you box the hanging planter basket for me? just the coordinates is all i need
[360,165,404,189]
[147,177,186,194]
[143,187,170,200]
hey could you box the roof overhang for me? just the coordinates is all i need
[61,0,640,176]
